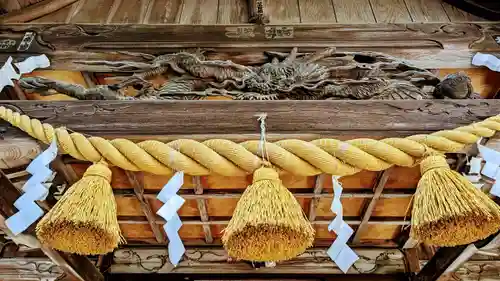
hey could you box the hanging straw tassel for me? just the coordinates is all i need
[411,155,500,246]
[222,166,315,261]
[36,161,123,255]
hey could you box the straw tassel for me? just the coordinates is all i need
[222,166,315,261]
[36,161,124,255]
[411,154,500,246]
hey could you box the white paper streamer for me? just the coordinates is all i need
[14,54,50,75]
[477,140,500,197]
[5,138,58,235]
[0,57,20,92]
[327,176,359,273]
[156,171,185,266]
[472,53,500,72]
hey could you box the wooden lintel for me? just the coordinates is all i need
[1,100,499,137]
[0,22,499,70]
[352,169,391,244]
[110,247,406,274]
[0,169,104,281]
[125,171,166,243]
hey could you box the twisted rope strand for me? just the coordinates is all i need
[1,106,499,177]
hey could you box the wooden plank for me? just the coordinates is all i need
[179,0,219,24]
[29,1,75,23]
[263,0,300,23]
[298,0,336,23]
[144,0,182,23]
[404,0,450,22]
[108,0,152,23]
[217,0,248,24]
[110,247,406,274]
[2,22,498,70]
[0,169,104,281]
[442,2,484,21]
[69,0,114,23]
[370,0,412,22]
[0,132,40,169]
[332,0,375,23]
[1,100,499,137]
[0,0,78,23]
[126,171,166,243]
[351,169,391,243]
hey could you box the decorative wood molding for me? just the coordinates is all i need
[110,247,406,274]
[0,23,498,69]
[0,258,64,281]
[1,100,498,138]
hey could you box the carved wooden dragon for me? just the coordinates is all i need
[18,48,477,100]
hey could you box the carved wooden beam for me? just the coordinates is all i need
[0,169,104,281]
[0,100,498,138]
[109,247,406,274]
[0,23,499,70]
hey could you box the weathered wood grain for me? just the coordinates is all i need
[0,0,78,23]
[1,22,497,70]
[298,0,336,23]
[441,2,484,21]
[403,0,449,22]
[264,0,300,23]
[29,2,74,22]
[217,0,247,23]
[108,0,151,23]
[69,0,114,23]
[144,0,182,23]
[332,0,376,23]
[370,0,412,22]
[0,132,40,169]
[179,0,218,24]
[1,100,498,136]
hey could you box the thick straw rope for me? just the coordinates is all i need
[1,106,500,177]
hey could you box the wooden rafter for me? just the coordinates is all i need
[0,0,79,23]
[0,100,497,138]
[193,176,214,244]
[125,171,166,243]
[351,169,391,244]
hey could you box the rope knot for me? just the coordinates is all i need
[84,162,112,182]
[420,155,449,174]
[253,167,279,183]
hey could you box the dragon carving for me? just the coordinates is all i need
[18,48,477,100]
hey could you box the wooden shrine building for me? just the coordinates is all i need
[1,0,500,281]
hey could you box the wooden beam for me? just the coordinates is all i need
[125,171,166,243]
[0,0,79,23]
[118,217,410,226]
[415,231,500,281]
[110,247,406,274]
[0,169,104,281]
[193,176,213,244]
[1,100,499,137]
[0,130,41,169]
[0,23,499,69]
[351,169,391,244]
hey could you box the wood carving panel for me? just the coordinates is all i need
[0,23,498,69]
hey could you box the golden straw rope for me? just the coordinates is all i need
[1,106,500,177]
